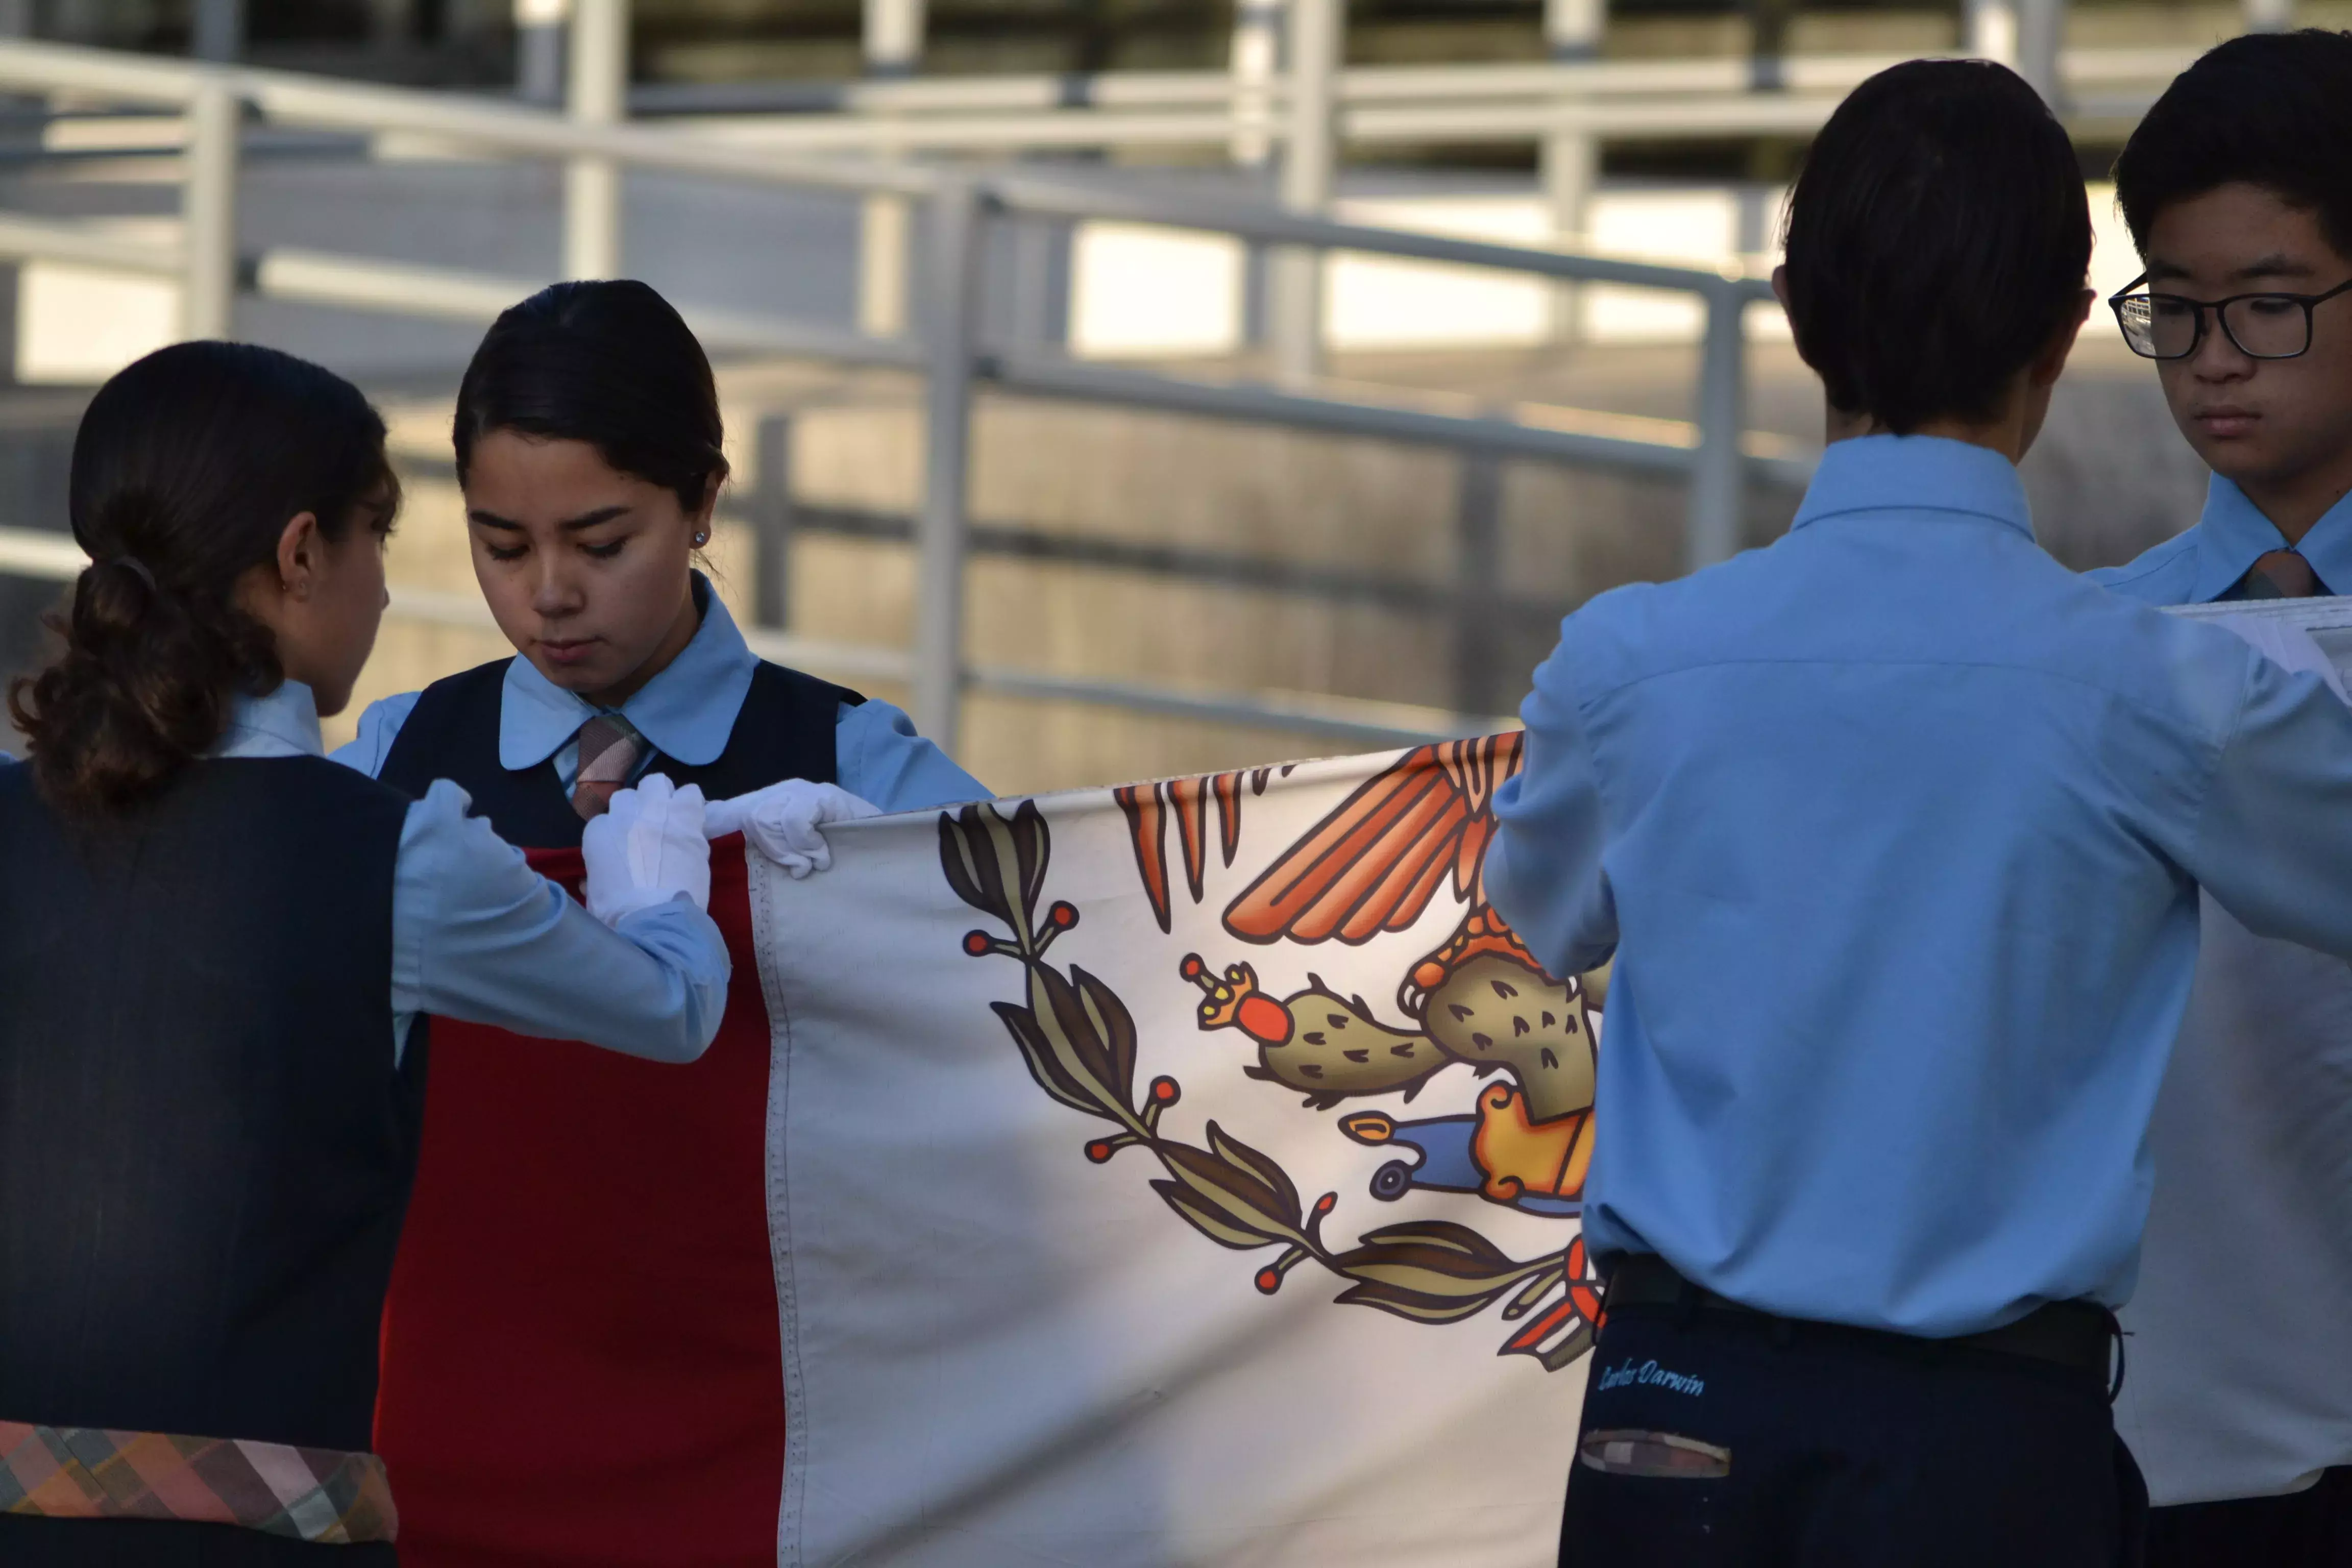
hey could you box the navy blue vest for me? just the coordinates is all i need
[376,658,857,847]
[0,755,418,1564]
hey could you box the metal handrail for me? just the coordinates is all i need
[637,44,2201,125]
[250,249,932,369]
[0,211,179,273]
[983,170,1772,297]
[0,38,944,198]
[0,526,86,580]
[0,35,1794,757]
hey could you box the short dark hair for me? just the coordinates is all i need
[454,279,727,515]
[2115,30,2352,261]
[1780,59,2091,433]
[8,341,397,816]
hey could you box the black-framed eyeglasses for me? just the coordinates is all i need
[2110,271,2352,361]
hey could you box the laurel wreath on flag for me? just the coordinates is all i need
[942,800,1602,1368]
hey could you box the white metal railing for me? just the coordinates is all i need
[652,44,2200,154]
[0,34,1794,755]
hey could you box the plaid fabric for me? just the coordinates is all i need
[0,1421,397,1544]
[2226,549,2331,601]
[571,714,647,820]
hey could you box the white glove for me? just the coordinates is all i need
[582,773,712,924]
[702,779,881,879]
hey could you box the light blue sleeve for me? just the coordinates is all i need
[1486,646,1616,978]
[333,689,423,779]
[387,779,731,1065]
[2182,652,2352,958]
[834,698,990,812]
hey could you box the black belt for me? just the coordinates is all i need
[1604,1254,2121,1392]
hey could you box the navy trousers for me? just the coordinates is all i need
[1560,1302,2148,1567]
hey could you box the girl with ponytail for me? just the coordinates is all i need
[11,338,396,813]
[0,340,731,1566]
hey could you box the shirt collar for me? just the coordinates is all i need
[2188,474,2352,602]
[212,680,325,760]
[498,573,759,771]
[1788,434,2036,542]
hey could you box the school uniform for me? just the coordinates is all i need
[0,682,728,1565]
[1486,435,2352,1565]
[334,575,985,1568]
[2091,477,2352,1565]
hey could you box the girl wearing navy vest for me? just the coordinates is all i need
[335,281,985,1567]
[0,341,731,1564]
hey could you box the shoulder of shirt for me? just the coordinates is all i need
[833,693,904,724]
[2008,557,2256,720]
[1561,532,2248,734]
[1557,575,1675,643]
[332,689,426,777]
[829,694,991,809]
[2084,528,2201,603]
[1549,569,1734,695]
[359,688,425,734]
[2043,572,2264,750]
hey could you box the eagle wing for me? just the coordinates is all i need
[1222,731,1523,946]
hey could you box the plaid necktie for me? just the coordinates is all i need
[571,714,646,820]
[2230,549,2331,600]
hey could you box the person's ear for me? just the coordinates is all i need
[275,511,323,600]
[690,472,722,550]
[1771,263,1791,314]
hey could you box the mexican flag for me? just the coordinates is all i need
[751,736,1599,1567]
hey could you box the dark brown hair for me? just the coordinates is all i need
[2116,30,2352,261]
[453,279,727,514]
[9,340,398,816]
[1781,59,2092,432]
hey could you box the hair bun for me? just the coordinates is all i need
[94,555,158,592]
[82,485,170,566]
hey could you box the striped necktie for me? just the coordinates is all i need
[2231,549,2331,600]
[571,714,647,820]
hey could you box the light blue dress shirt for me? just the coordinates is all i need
[2092,472,2352,604]
[215,680,731,1068]
[2093,476,2352,1503]
[333,579,988,812]
[1486,433,2352,1339]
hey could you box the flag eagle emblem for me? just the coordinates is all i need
[941,732,1608,1372]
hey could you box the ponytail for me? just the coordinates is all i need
[7,341,397,817]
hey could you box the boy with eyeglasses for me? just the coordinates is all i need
[2090,29,2352,1565]
[1488,54,2352,1566]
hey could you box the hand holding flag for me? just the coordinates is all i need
[583,773,712,922]
[703,779,882,878]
